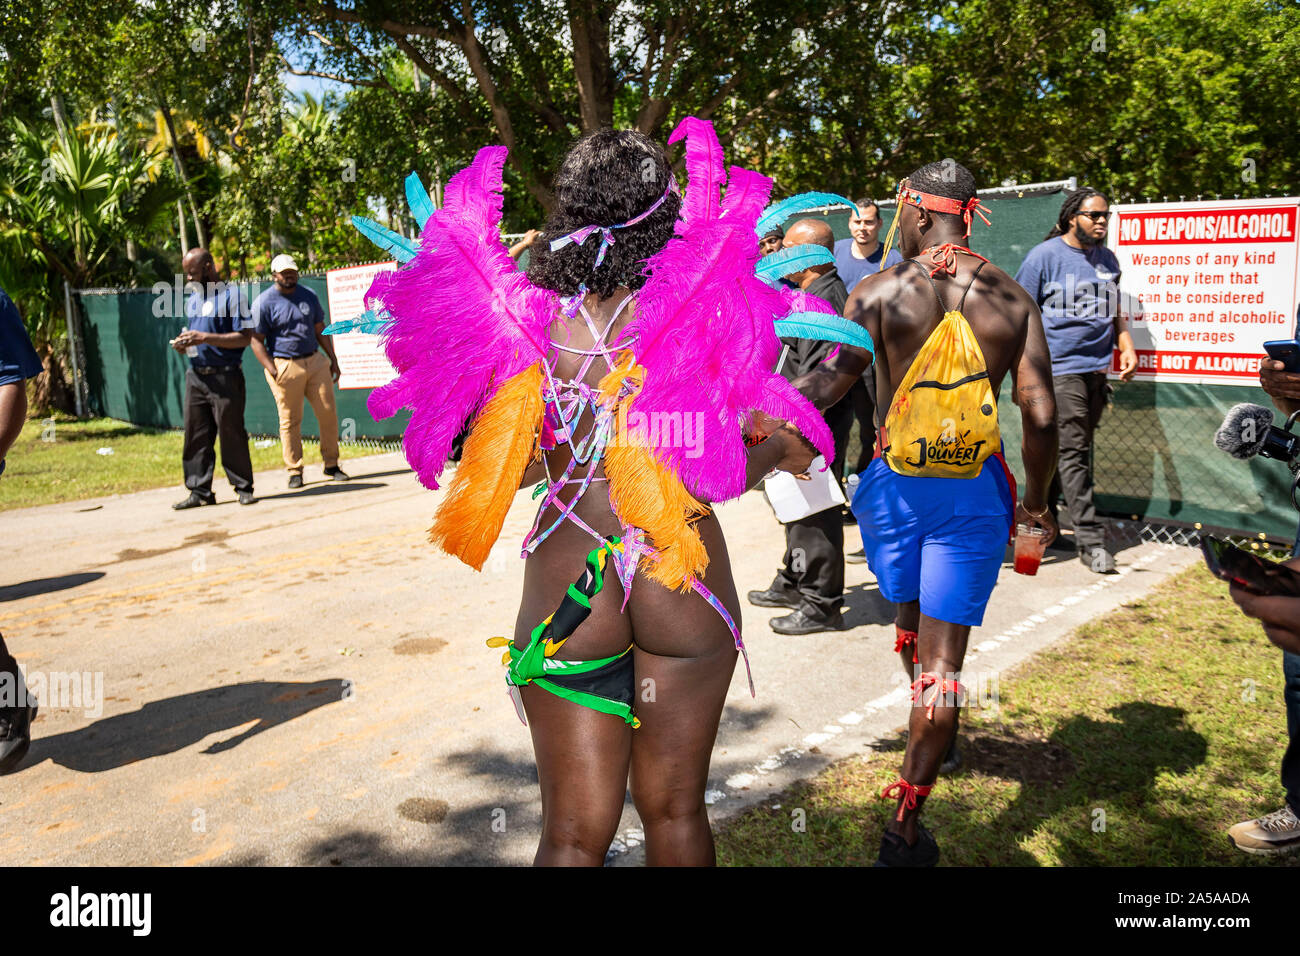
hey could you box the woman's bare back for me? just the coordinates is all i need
[513,289,742,662]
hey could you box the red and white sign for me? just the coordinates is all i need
[325,261,398,390]
[1107,197,1300,385]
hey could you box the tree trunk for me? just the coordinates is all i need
[158,95,208,249]
[177,199,190,255]
[31,346,74,415]
[568,1,615,131]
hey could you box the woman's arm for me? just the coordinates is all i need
[742,421,816,493]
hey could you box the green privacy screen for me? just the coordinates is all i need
[76,191,1297,540]
[76,275,410,441]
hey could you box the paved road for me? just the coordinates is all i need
[0,455,1197,865]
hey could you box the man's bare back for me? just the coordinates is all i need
[849,251,1043,415]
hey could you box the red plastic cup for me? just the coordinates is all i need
[1013,523,1048,575]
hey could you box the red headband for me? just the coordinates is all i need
[896,183,992,238]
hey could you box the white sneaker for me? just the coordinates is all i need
[1227,805,1300,855]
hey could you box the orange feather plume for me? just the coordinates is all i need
[598,352,710,590]
[429,362,543,570]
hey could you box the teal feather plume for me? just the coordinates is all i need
[322,309,392,335]
[405,173,435,230]
[351,216,418,263]
[773,312,875,354]
[756,192,857,236]
[757,245,835,282]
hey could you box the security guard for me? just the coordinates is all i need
[171,247,256,508]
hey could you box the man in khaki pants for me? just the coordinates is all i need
[249,254,349,488]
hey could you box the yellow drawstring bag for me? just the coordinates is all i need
[883,263,999,479]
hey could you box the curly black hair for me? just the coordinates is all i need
[526,128,681,299]
[1046,187,1107,240]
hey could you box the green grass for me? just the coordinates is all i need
[0,416,388,511]
[716,564,1298,866]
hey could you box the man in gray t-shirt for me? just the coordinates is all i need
[1015,188,1137,573]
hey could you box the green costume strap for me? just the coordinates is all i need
[486,536,641,728]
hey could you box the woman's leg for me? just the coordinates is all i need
[514,528,637,866]
[628,517,740,866]
[627,640,736,866]
[522,684,631,866]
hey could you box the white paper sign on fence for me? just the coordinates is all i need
[324,261,399,390]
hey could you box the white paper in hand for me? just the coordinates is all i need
[763,455,845,523]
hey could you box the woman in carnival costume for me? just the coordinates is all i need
[336,118,871,865]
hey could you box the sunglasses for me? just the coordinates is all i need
[1075,210,1112,222]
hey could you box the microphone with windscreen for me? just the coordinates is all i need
[1214,403,1300,464]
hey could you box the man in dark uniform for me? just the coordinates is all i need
[0,285,44,771]
[171,248,257,509]
[748,218,858,635]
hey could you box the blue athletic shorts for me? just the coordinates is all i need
[851,456,1014,627]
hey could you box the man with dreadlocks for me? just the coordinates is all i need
[790,159,1060,866]
[1015,187,1138,573]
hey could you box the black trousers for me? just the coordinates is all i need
[183,368,254,495]
[1050,371,1110,551]
[771,399,854,619]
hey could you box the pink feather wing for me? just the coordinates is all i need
[622,119,837,500]
[667,116,724,229]
[364,147,554,490]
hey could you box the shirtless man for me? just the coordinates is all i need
[792,159,1060,866]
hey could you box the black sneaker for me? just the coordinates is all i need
[288,474,304,489]
[0,701,36,775]
[172,491,216,510]
[846,548,867,564]
[747,588,801,610]
[770,607,846,635]
[874,824,940,867]
[238,492,257,505]
[323,466,350,481]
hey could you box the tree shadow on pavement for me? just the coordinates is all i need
[22,679,346,773]
[223,746,542,866]
[242,482,387,504]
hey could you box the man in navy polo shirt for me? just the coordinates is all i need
[249,254,347,489]
[1015,187,1138,573]
[171,248,256,509]
[0,285,43,771]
